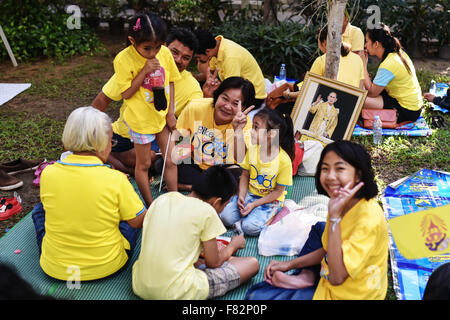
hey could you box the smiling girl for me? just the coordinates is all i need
[246,141,389,300]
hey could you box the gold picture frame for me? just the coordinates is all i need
[291,72,367,145]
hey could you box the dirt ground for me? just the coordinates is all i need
[0,31,449,238]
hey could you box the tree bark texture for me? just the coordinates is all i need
[325,0,348,80]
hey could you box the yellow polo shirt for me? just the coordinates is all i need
[132,192,226,300]
[309,51,364,88]
[39,154,145,281]
[373,51,423,111]
[342,23,365,52]
[241,144,292,202]
[174,70,203,117]
[313,198,389,300]
[176,98,252,170]
[113,45,181,134]
[210,35,267,100]
[102,74,129,138]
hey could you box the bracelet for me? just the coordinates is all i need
[328,217,341,232]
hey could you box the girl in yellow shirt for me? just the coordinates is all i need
[220,107,294,236]
[361,23,423,123]
[113,13,181,207]
[246,141,389,300]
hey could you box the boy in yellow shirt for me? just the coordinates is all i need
[132,166,259,300]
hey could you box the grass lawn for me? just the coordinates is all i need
[0,32,448,300]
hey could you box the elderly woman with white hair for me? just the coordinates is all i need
[32,106,146,281]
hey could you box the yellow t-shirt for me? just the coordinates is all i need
[240,144,293,202]
[176,98,252,170]
[174,70,203,118]
[211,35,267,100]
[310,52,364,88]
[113,45,181,134]
[39,154,145,281]
[313,198,389,300]
[373,51,423,111]
[342,23,365,52]
[132,192,226,300]
[102,74,130,138]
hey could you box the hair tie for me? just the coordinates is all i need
[133,18,141,31]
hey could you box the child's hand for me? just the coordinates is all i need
[230,234,245,250]
[240,202,255,217]
[237,194,246,211]
[328,181,364,219]
[166,113,177,132]
[144,58,160,74]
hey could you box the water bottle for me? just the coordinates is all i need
[149,67,164,89]
[279,64,286,81]
[373,115,382,145]
[429,80,436,95]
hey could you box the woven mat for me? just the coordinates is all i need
[0,176,328,300]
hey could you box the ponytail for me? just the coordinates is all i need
[367,23,411,74]
[126,11,167,46]
[254,107,295,162]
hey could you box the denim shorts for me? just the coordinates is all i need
[219,192,282,236]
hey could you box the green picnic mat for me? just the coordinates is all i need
[0,176,328,300]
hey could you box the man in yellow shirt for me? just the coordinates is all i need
[91,28,203,174]
[193,29,267,109]
[307,92,340,140]
[132,166,259,300]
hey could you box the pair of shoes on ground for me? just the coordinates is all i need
[0,158,42,191]
[0,195,22,221]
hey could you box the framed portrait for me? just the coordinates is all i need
[291,72,367,145]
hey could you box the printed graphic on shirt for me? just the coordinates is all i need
[249,164,276,194]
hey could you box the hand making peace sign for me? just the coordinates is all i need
[232,101,256,132]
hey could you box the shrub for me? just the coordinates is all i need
[212,21,319,80]
[0,0,100,62]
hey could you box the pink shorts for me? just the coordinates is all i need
[123,120,156,145]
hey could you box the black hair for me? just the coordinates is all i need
[423,263,450,300]
[315,140,378,200]
[212,77,256,111]
[366,23,411,74]
[317,26,351,57]
[253,107,295,162]
[0,263,54,300]
[166,28,199,53]
[126,12,167,46]
[192,165,238,204]
[193,28,216,55]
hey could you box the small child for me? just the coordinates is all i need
[113,12,181,207]
[220,107,295,236]
[132,166,259,300]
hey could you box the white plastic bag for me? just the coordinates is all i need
[297,140,324,176]
[258,201,327,256]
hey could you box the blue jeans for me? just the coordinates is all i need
[31,202,139,257]
[245,221,326,300]
[219,192,282,236]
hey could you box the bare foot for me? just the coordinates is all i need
[270,269,316,289]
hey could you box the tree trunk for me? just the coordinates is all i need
[325,0,348,80]
[263,0,278,23]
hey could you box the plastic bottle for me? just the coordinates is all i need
[149,67,164,89]
[429,80,436,95]
[373,115,382,145]
[279,64,286,81]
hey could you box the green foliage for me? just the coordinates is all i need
[0,0,100,62]
[168,0,233,29]
[354,0,448,50]
[212,21,319,79]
